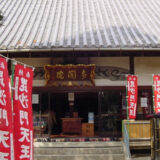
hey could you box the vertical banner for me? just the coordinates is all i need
[0,57,13,160]
[13,64,33,160]
[153,75,160,114]
[127,75,138,119]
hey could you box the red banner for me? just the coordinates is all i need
[153,75,160,114]
[13,64,34,160]
[0,57,14,160]
[127,75,138,119]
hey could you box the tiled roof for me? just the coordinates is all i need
[0,0,160,51]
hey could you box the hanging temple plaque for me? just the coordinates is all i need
[44,64,95,87]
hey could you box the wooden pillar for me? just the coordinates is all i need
[98,92,102,133]
[39,93,42,136]
[48,93,51,135]
[129,56,134,74]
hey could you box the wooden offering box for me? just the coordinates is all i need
[82,123,94,137]
[61,118,82,134]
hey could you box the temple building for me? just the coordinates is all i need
[0,0,160,140]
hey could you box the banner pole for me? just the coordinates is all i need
[152,74,155,114]
[11,61,15,98]
[11,61,16,160]
[126,75,129,120]
[126,75,130,137]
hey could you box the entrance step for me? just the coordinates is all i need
[34,154,125,160]
[34,141,126,160]
[34,147,123,154]
[34,141,123,148]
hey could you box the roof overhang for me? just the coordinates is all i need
[1,48,160,58]
[0,47,160,53]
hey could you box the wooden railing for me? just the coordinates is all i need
[123,120,151,139]
[122,120,151,149]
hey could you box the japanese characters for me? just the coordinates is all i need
[0,58,13,160]
[44,64,95,87]
[127,75,138,119]
[13,64,33,160]
[153,75,160,114]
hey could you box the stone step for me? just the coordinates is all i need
[34,154,125,160]
[34,141,123,148]
[34,147,123,155]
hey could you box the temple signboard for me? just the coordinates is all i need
[44,64,95,87]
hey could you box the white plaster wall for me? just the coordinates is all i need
[15,58,51,87]
[95,79,126,86]
[135,57,160,86]
[89,57,129,69]
[15,57,64,66]
[15,57,129,68]
[15,58,51,67]
[91,57,129,86]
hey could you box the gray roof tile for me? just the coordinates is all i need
[0,0,160,51]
